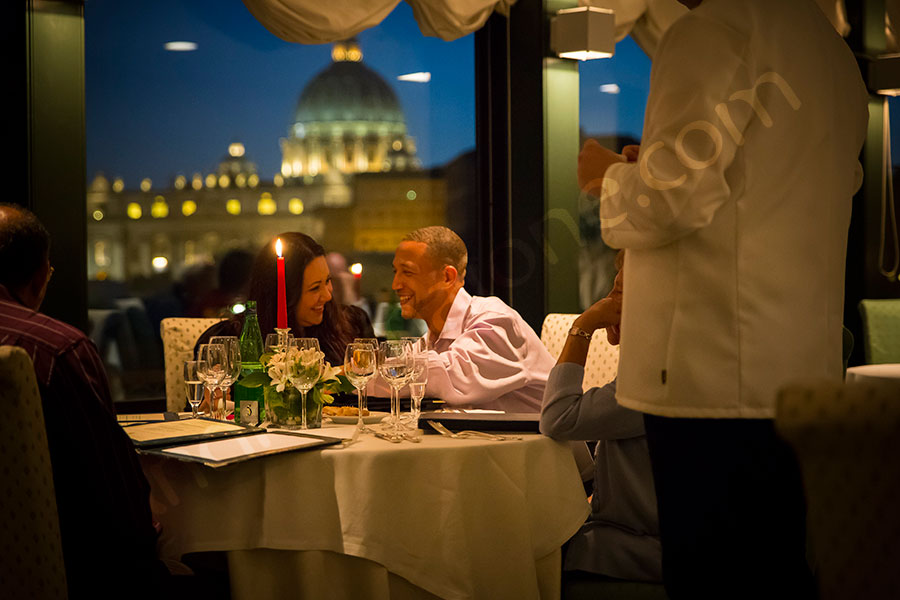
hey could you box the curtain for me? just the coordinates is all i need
[240,0,516,43]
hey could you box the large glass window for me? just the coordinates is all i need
[86,0,475,403]
[576,36,651,309]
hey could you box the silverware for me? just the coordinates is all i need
[373,431,402,443]
[427,420,520,441]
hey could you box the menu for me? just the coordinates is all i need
[123,418,260,449]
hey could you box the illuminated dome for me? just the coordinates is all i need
[281,39,418,179]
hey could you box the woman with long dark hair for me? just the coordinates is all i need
[198,232,373,366]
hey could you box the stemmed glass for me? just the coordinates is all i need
[287,338,324,429]
[377,340,413,439]
[183,360,206,418]
[353,338,378,414]
[210,336,241,419]
[197,343,227,419]
[344,343,377,432]
[265,332,294,354]
[408,352,429,426]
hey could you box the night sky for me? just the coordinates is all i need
[85,0,659,189]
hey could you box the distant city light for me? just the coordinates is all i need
[92,210,104,221]
[350,263,363,277]
[397,72,431,83]
[600,83,620,94]
[151,256,169,271]
[126,203,142,220]
[165,41,197,52]
[289,198,304,215]
[181,200,197,216]
[140,178,152,192]
[112,178,124,193]
[228,142,245,157]
[406,190,417,201]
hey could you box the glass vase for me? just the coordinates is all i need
[264,384,322,429]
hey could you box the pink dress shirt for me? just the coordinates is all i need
[371,288,554,412]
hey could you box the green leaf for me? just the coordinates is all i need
[238,371,270,388]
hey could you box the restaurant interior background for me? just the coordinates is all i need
[9,0,900,411]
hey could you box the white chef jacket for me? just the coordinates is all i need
[600,0,868,418]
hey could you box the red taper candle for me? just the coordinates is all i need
[275,238,287,329]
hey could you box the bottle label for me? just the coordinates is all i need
[240,401,259,426]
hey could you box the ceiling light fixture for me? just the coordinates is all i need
[551,6,615,61]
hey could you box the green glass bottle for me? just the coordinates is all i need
[235,300,265,425]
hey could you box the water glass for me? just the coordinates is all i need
[344,343,377,431]
[183,360,206,418]
[288,338,324,429]
[197,343,227,419]
[377,340,412,438]
[353,338,378,414]
[265,332,294,354]
[210,335,241,417]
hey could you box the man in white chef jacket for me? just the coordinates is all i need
[577,0,868,598]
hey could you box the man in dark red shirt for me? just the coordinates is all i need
[0,203,166,598]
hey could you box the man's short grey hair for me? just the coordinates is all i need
[403,226,467,281]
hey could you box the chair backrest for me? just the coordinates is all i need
[540,313,619,390]
[858,298,900,364]
[160,317,225,412]
[776,379,900,600]
[0,346,68,599]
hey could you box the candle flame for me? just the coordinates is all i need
[275,238,283,257]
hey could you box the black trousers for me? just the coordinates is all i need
[643,415,816,600]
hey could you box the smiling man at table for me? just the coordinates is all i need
[0,204,168,598]
[374,225,554,411]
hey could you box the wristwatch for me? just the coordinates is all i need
[568,325,593,340]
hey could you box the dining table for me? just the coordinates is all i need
[139,422,590,600]
[845,363,900,384]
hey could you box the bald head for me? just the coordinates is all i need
[0,203,51,308]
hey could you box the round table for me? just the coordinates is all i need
[140,427,589,600]
[846,363,900,384]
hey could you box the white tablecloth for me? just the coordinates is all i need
[846,364,900,383]
[141,430,590,600]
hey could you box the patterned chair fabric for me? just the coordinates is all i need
[540,313,620,391]
[858,298,900,364]
[776,379,900,600]
[161,317,225,412]
[0,346,68,599]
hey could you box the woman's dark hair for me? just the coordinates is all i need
[248,232,354,364]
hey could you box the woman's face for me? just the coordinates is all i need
[295,255,333,327]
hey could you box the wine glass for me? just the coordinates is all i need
[265,332,294,354]
[401,336,426,354]
[377,340,412,439]
[353,338,378,414]
[408,352,429,425]
[344,343,377,432]
[183,360,206,418]
[210,336,241,419]
[287,338,324,429]
[197,343,227,419]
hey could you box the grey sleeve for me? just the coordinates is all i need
[540,362,645,441]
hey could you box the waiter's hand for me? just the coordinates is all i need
[577,139,627,195]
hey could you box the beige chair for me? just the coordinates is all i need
[540,313,620,390]
[0,346,68,599]
[160,317,225,412]
[776,379,900,600]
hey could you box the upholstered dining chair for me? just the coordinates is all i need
[776,379,900,600]
[160,317,225,412]
[0,346,68,599]
[540,313,620,390]
[858,298,900,364]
